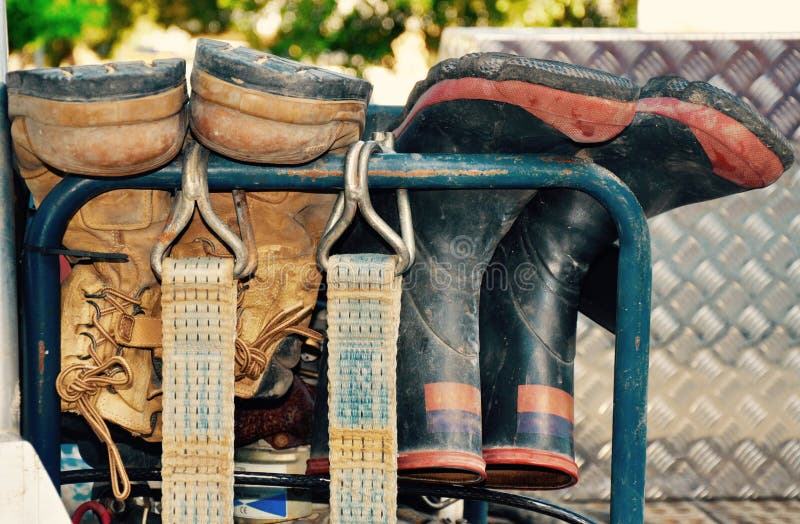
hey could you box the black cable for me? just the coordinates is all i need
[60,469,596,524]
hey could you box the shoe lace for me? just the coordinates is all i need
[190,240,324,381]
[56,356,132,500]
[235,297,323,381]
[84,287,145,352]
[55,287,146,501]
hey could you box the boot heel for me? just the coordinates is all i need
[8,60,188,181]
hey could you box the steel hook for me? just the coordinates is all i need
[150,142,253,280]
[316,139,415,275]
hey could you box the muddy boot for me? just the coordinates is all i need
[480,76,794,489]
[171,39,372,399]
[307,52,640,483]
[581,76,800,332]
[8,59,189,499]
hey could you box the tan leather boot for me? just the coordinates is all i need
[171,191,332,399]
[171,39,373,399]
[8,59,188,499]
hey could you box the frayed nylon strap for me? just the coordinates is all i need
[327,254,401,524]
[161,257,237,523]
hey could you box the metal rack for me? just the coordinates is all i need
[15,107,652,523]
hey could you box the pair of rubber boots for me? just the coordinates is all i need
[9,38,372,499]
[308,52,794,489]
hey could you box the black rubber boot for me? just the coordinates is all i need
[307,52,639,483]
[480,76,794,489]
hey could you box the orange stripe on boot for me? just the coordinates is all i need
[424,382,481,414]
[517,384,574,423]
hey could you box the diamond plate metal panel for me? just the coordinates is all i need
[439,29,800,501]
[490,499,800,523]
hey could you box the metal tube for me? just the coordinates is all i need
[463,500,489,524]
[23,152,650,523]
[608,177,651,524]
[0,0,20,439]
[0,0,6,81]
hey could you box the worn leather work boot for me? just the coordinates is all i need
[8,59,189,499]
[307,52,640,483]
[480,76,795,489]
[171,39,373,399]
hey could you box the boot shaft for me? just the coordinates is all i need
[480,215,580,489]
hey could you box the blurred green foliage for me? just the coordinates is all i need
[8,0,636,67]
[9,0,109,64]
[273,0,636,68]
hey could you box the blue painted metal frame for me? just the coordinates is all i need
[20,136,651,522]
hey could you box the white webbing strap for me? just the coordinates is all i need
[327,253,401,524]
[160,257,237,523]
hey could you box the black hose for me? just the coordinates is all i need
[60,469,596,524]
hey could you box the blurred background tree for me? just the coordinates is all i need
[9,0,109,64]
[8,0,637,68]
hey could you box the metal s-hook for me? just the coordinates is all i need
[316,139,415,275]
[316,142,364,271]
[150,141,253,279]
[232,189,258,277]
